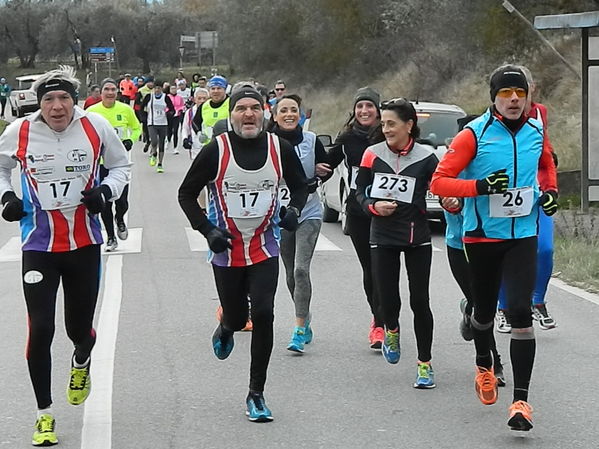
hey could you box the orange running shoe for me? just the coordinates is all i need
[474,366,498,405]
[241,319,253,332]
[216,306,223,323]
[508,400,533,431]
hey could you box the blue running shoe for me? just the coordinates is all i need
[246,392,274,422]
[212,324,234,360]
[382,328,400,364]
[287,326,305,353]
[414,361,436,389]
[304,319,313,344]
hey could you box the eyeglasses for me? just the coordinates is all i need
[381,97,409,108]
[496,87,527,98]
[275,88,285,92]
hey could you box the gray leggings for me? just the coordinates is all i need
[148,125,167,164]
[280,219,321,320]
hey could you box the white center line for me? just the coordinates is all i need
[80,254,123,449]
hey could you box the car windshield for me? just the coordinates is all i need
[417,111,464,147]
[18,80,35,90]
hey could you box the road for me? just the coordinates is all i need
[0,137,598,449]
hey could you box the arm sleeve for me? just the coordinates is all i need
[429,129,479,197]
[538,131,558,193]
[141,94,150,109]
[355,148,377,215]
[126,107,142,142]
[181,109,192,140]
[280,139,308,212]
[0,120,20,199]
[165,95,174,112]
[178,141,219,235]
[192,103,204,133]
[92,116,132,200]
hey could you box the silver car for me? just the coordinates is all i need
[320,101,466,233]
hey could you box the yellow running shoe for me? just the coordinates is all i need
[149,156,157,167]
[67,362,91,406]
[32,414,58,446]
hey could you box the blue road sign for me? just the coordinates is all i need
[89,47,115,54]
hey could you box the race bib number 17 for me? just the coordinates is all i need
[226,190,273,218]
[37,177,86,210]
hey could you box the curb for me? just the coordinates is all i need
[549,278,599,306]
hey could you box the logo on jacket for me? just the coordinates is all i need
[27,154,55,164]
[67,149,88,162]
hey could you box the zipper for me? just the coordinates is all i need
[510,132,518,239]
[409,221,414,244]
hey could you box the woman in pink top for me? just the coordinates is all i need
[167,85,185,154]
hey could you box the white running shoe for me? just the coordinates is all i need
[495,310,512,333]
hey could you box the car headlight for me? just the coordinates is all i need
[18,93,26,100]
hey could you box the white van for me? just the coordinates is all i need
[9,74,45,117]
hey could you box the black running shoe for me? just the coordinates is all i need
[494,354,506,387]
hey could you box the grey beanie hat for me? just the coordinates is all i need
[353,87,380,111]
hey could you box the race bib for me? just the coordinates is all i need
[370,173,416,203]
[278,184,291,207]
[226,189,273,218]
[155,109,164,116]
[489,187,534,218]
[350,166,359,190]
[37,176,87,210]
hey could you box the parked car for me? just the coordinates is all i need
[9,74,44,118]
[320,101,466,233]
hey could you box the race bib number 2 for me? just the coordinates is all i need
[226,189,273,218]
[278,185,291,207]
[370,173,416,203]
[37,177,86,210]
[489,187,534,218]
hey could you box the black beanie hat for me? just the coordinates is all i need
[229,88,264,112]
[100,78,117,90]
[489,66,528,101]
[353,87,380,111]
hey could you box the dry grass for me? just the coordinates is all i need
[554,236,599,293]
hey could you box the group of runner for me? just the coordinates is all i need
[0,62,558,445]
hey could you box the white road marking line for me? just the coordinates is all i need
[0,229,143,263]
[185,227,343,252]
[432,244,443,252]
[550,278,599,306]
[80,254,123,449]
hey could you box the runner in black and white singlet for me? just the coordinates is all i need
[178,87,308,422]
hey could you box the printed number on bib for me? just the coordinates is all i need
[37,177,86,210]
[226,189,273,218]
[489,187,534,218]
[278,185,291,207]
[350,166,359,190]
[370,173,416,203]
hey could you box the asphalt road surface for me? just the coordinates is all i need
[0,137,598,449]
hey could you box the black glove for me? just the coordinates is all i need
[539,190,558,216]
[306,176,319,194]
[206,227,234,253]
[1,191,26,222]
[81,184,112,214]
[122,139,133,151]
[279,206,299,231]
[182,137,192,150]
[476,169,509,195]
[551,151,558,168]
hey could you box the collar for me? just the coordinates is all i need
[388,136,414,156]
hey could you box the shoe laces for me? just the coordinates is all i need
[417,363,431,379]
[385,330,399,351]
[475,367,496,391]
[37,415,54,433]
[249,394,265,411]
[509,400,533,418]
[70,367,89,390]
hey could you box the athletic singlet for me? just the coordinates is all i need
[13,118,104,252]
[207,132,283,267]
[147,94,168,126]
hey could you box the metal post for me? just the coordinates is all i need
[582,28,590,212]
[94,62,98,85]
[212,31,216,67]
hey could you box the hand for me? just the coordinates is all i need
[182,137,192,150]
[1,191,26,222]
[315,163,332,177]
[206,227,234,253]
[373,201,397,216]
[122,139,133,151]
[440,197,462,213]
[80,185,112,214]
[539,190,558,216]
[199,132,209,142]
[306,177,319,194]
[279,206,299,231]
[476,169,509,195]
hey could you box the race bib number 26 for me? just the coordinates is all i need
[489,187,534,218]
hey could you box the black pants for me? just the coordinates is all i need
[212,257,279,392]
[0,98,6,116]
[136,110,148,143]
[371,244,433,362]
[346,213,383,327]
[167,114,182,148]
[23,245,100,409]
[100,165,129,239]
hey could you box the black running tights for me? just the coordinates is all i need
[371,244,433,362]
[23,245,100,409]
[212,257,279,392]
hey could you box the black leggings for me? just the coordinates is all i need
[23,245,100,409]
[212,257,279,392]
[371,244,433,362]
[0,98,6,116]
[100,165,129,239]
[346,213,383,327]
[136,110,148,143]
[167,114,182,148]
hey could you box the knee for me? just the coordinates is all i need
[511,326,535,339]
[507,309,533,329]
[250,301,274,326]
[28,320,55,345]
[294,267,309,284]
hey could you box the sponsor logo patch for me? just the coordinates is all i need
[67,149,88,163]
[24,270,44,284]
[65,164,91,172]
[28,154,55,164]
